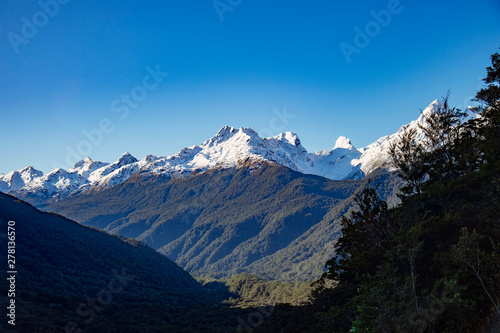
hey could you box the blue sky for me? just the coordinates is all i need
[1,0,499,174]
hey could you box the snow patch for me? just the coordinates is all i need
[1,100,442,201]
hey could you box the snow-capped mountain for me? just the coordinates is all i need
[0,100,442,202]
[0,166,43,192]
[68,157,109,178]
[352,98,440,174]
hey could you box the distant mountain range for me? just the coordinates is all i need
[0,100,441,206]
[42,163,401,281]
[0,101,442,281]
[1,97,459,328]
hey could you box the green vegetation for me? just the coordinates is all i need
[0,192,265,332]
[226,273,311,307]
[197,273,312,308]
[258,50,500,332]
[45,162,402,281]
[5,45,497,333]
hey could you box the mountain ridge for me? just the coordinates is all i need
[0,100,441,205]
[44,162,403,281]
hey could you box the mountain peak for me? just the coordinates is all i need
[219,125,234,131]
[142,155,158,163]
[216,125,235,137]
[20,165,38,173]
[20,166,43,177]
[2,100,442,203]
[71,157,93,169]
[117,152,137,164]
[273,132,301,147]
[333,136,353,150]
[420,99,443,118]
[205,126,260,148]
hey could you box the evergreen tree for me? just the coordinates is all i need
[311,49,500,332]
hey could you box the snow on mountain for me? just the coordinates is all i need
[68,152,140,194]
[68,157,109,178]
[0,166,44,192]
[0,100,442,202]
[334,136,354,150]
[20,168,86,199]
[351,99,442,175]
[87,152,138,183]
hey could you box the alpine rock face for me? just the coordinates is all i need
[0,100,442,203]
[0,166,43,192]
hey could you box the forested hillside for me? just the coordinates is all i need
[0,192,260,332]
[257,50,500,333]
[45,162,402,281]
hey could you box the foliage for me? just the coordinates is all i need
[224,273,312,307]
[0,192,266,332]
[306,50,500,332]
[45,162,402,281]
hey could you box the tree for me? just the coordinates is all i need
[389,94,468,198]
[388,126,427,196]
[472,50,500,172]
[310,49,500,333]
[312,187,391,332]
[451,228,500,315]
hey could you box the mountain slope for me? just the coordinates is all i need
[0,193,245,332]
[1,100,441,206]
[45,162,402,280]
